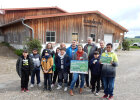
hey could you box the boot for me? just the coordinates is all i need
[69,90,74,96]
[79,88,83,94]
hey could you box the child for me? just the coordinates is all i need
[52,47,61,87]
[55,47,70,91]
[16,49,33,92]
[90,51,101,96]
[101,43,118,100]
[30,48,41,88]
[41,50,53,91]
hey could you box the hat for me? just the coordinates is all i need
[33,48,38,51]
[94,51,99,55]
[45,49,51,54]
[23,49,28,53]
[60,47,66,51]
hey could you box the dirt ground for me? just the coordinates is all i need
[0,50,140,100]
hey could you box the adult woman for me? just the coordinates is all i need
[69,44,88,96]
[41,43,55,57]
[60,42,66,49]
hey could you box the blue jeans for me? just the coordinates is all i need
[102,77,115,96]
[31,68,41,84]
[70,73,85,90]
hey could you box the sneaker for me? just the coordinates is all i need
[102,94,108,99]
[21,88,25,92]
[108,96,113,100]
[91,89,95,93]
[43,87,47,91]
[89,85,92,89]
[38,83,42,87]
[64,87,68,91]
[69,90,74,96]
[95,92,99,96]
[30,84,34,88]
[51,84,54,88]
[25,89,29,92]
[48,87,52,91]
[79,88,83,94]
[57,85,62,90]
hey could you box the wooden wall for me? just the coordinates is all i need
[2,22,30,44]
[0,8,65,25]
[1,13,126,44]
[27,13,125,44]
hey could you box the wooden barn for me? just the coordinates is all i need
[0,7,128,49]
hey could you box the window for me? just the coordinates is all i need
[46,31,56,42]
[13,33,18,43]
[72,33,78,41]
[90,34,95,41]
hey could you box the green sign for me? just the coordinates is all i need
[100,56,112,64]
[70,60,88,74]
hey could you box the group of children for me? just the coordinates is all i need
[16,42,118,100]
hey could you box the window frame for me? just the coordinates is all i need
[46,31,56,43]
[72,32,78,42]
[90,33,96,42]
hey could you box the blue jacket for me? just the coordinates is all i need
[66,45,78,59]
[55,54,70,72]
[90,56,101,75]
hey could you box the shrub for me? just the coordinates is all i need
[26,39,42,54]
[14,49,23,56]
[122,40,130,51]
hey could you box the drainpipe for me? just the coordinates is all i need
[21,18,34,39]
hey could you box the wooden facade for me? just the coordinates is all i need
[0,7,128,45]
[0,7,66,25]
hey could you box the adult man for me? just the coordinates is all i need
[66,40,79,87]
[84,37,98,87]
[98,40,106,55]
[98,40,106,89]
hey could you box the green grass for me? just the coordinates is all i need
[125,38,140,45]
[129,46,140,49]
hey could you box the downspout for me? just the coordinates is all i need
[21,18,34,39]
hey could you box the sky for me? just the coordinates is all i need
[0,0,140,38]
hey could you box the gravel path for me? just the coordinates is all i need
[0,50,140,100]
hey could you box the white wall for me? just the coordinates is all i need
[10,42,119,53]
[0,36,4,43]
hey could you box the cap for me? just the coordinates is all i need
[33,48,38,51]
[23,49,28,53]
[94,51,99,55]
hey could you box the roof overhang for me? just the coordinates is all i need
[0,18,23,28]
[0,6,67,13]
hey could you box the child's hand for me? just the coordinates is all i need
[99,61,102,64]
[44,70,47,73]
[93,61,95,64]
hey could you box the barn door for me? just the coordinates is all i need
[104,34,113,44]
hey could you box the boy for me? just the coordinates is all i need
[41,50,53,91]
[101,43,118,100]
[55,47,70,91]
[90,51,101,96]
[30,48,41,88]
[16,49,33,92]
